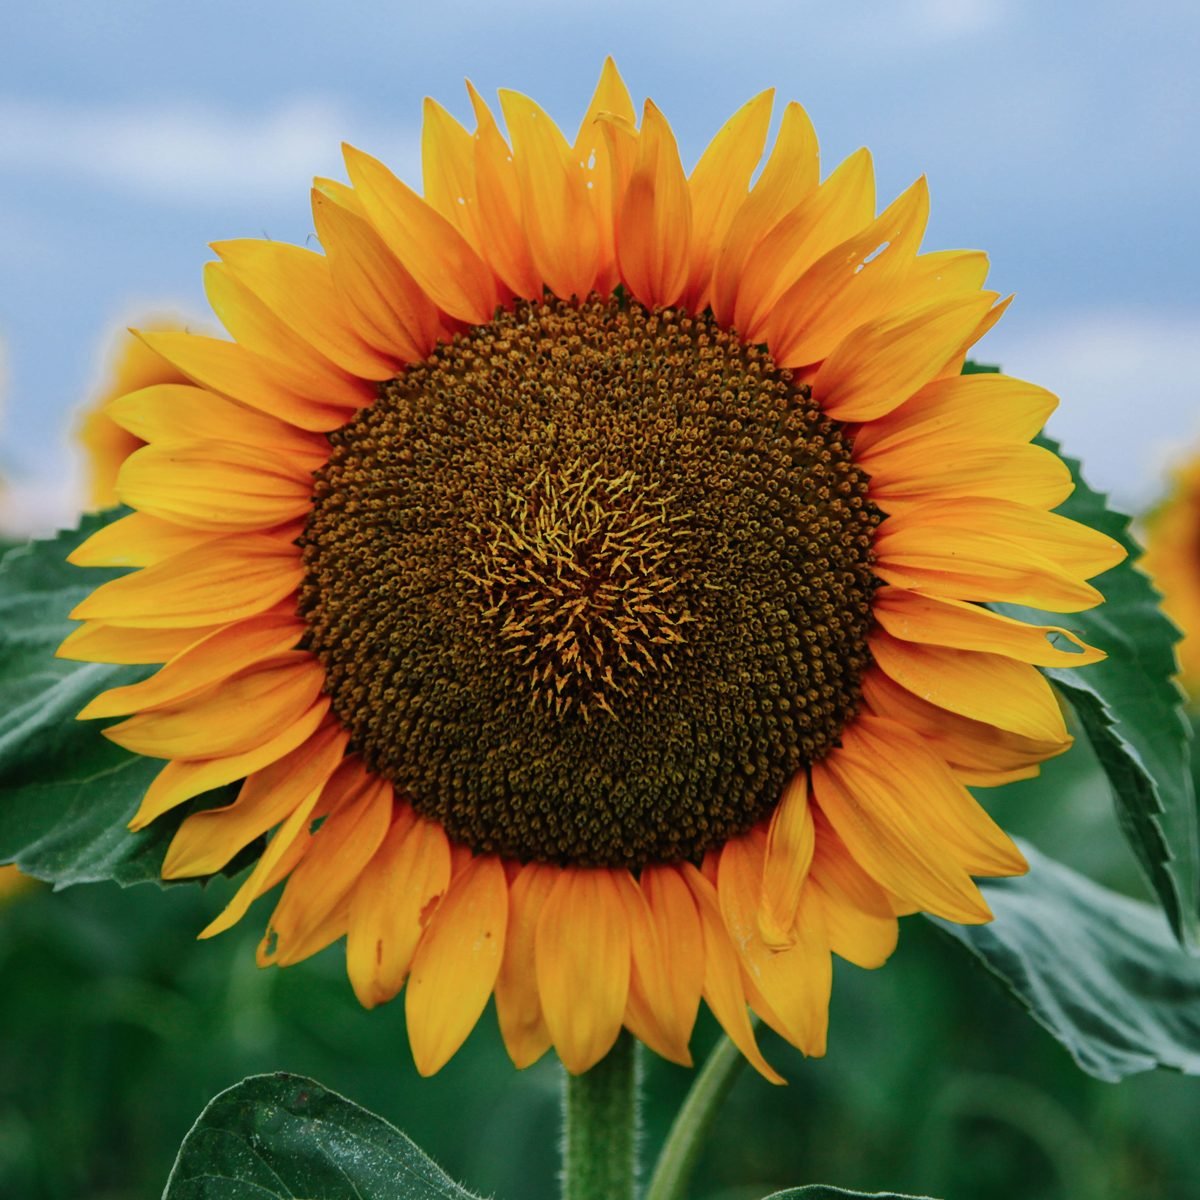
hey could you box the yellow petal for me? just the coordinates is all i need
[758,771,815,950]
[104,652,326,760]
[872,587,1105,668]
[58,620,215,665]
[79,610,305,718]
[312,189,445,364]
[711,101,820,326]
[869,628,1070,743]
[494,862,557,1069]
[536,867,631,1074]
[811,726,993,924]
[128,698,330,828]
[684,90,774,311]
[421,98,486,253]
[136,331,357,431]
[343,143,500,324]
[105,383,328,466]
[212,239,398,378]
[116,441,313,532]
[854,372,1057,455]
[848,715,1028,878]
[345,815,450,1009]
[500,90,600,300]
[734,147,876,341]
[406,855,508,1076]
[767,176,931,367]
[813,291,998,422]
[67,512,221,569]
[163,720,348,878]
[70,533,303,628]
[679,863,785,1084]
[861,666,1069,784]
[874,499,1122,612]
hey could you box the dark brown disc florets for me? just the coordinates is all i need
[298,294,881,868]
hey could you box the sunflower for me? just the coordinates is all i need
[77,320,194,511]
[1143,455,1200,698]
[60,61,1124,1080]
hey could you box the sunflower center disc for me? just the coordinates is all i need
[299,295,881,868]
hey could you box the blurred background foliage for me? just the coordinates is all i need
[1,711,1196,1200]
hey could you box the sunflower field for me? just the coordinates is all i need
[2,6,1198,1199]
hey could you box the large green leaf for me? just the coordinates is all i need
[163,1073,482,1200]
[994,437,1199,945]
[763,1188,937,1199]
[0,514,244,887]
[931,843,1200,1082]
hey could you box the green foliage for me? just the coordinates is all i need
[993,439,1199,945]
[763,1190,937,1199]
[932,843,1200,1082]
[0,514,246,886]
[163,1073,481,1200]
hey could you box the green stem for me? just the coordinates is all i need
[561,1032,641,1200]
[644,1034,748,1200]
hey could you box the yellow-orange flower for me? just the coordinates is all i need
[77,321,194,511]
[1143,456,1200,697]
[60,61,1124,1079]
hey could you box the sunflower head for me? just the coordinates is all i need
[1143,456,1200,698]
[60,60,1124,1080]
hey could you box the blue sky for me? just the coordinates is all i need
[2,0,1197,533]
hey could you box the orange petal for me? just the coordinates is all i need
[500,90,600,300]
[343,814,449,1008]
[640,865,705,1051]
[718,834,832,1056]
[758,771,815,949]
[162,720,348,878]
[811,725,993,924]
[464,82,542,298]
[103,652,325,759]
[872,587,1105,668]
[573,58,637,296]
[494,862,557,1069]
[421,98,486,253]
[536,867,632,1074]
[406,855,508,1076]
[616,100,692,309]
[58,620,215,665]
[79,610,305,719]
[679,863,785,1084]
[344,143,500,324]
[128,698,330,828]
[613,872,692,1067]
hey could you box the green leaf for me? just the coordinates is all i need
[994,437,1199,945]
[931,843,1200,1083]
[0,514,244,887]
[163,1073,483,1199]
[762,1188,938,1199]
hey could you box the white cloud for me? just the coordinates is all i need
[984,308,1200,509]
[0,96,420,206]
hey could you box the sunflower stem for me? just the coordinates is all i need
[643,1033,748,1200]
[561,1032,641,1200]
